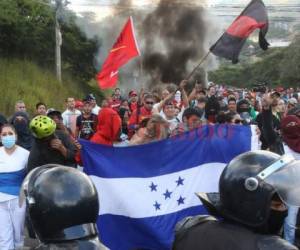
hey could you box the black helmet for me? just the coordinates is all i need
[197,150,299,228]
[19,165,99,243]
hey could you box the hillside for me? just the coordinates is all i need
[0,59,103,116]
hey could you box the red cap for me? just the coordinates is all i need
[276,87,284,92]
[75,100,84,108]
[129,90,137,97]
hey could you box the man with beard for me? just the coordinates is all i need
[173,151,300,250]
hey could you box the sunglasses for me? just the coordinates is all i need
[146,102,154,105]
[234,119,243,124]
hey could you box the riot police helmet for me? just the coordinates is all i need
[197,150,300,228]
[19,164,99,243]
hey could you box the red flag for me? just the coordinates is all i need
[97,17,140,89]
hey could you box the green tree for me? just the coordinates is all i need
[0,0,99,83]
[209,36,300,88]
[279,35,300,86]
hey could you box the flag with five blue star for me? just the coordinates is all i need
[81,125,258,250]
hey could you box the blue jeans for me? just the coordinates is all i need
[284,206,299,244]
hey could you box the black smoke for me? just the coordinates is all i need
[141,0,208,85]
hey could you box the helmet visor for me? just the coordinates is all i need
[263,159,300,207]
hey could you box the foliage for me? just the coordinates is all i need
[0,58,104,116]
[0,0,55,62]
[279,34,300,85]
[0,0,99,83]
[209,36,300,89]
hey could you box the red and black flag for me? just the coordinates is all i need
[210,0,269,64]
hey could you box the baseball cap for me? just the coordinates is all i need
[129,90,137,97]
[85,93,96,101]
[288,98,298,106]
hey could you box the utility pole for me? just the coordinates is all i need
[55,0,69,82]
[55,0,62,82]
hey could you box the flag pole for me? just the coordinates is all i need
[185,51,211,81]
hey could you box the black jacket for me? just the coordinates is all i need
[256,109,284,155]
[27,130,76,173]
[34,237,109,250]
[173,215,298,250]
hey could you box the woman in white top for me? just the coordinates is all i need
[0,124,29,250]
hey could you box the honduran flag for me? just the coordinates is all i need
[210,0,269,63]
[81,125,259,250]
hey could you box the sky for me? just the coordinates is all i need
[68,0,300,21]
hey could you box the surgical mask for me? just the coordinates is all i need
[1,135,16,149]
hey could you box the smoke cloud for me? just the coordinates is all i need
[141,0,209,85]
[73,0,219,90]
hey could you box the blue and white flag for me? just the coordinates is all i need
[0,168,26,196]
[81,125,259,250]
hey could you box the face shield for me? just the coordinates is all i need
[244,154,300,207]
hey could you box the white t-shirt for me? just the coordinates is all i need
[153,102,164,117]
[0,146,29,202]
[164,117,180,132]
[62,109,81,135]
[92,105,101,116]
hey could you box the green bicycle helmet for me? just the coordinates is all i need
[30,115,56,139]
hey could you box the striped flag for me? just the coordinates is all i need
[210,0,269,63]
[81,125,259,249]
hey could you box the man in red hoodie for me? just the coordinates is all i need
[90,107,121,146]
[128,94,155,137]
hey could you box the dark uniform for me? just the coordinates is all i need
[19,164,109,250]
[172,151,300,250]
[173,215,297,250]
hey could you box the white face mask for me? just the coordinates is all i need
[1,135,16,149]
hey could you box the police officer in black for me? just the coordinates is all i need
[19,164,108,249]
[173,151,300,250]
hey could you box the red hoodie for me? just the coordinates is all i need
[90,108,121,146]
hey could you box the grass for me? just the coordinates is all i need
[0,58,104,116]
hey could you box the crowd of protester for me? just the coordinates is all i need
[0,80,300,249]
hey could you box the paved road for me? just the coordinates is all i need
[23,228,39,249]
